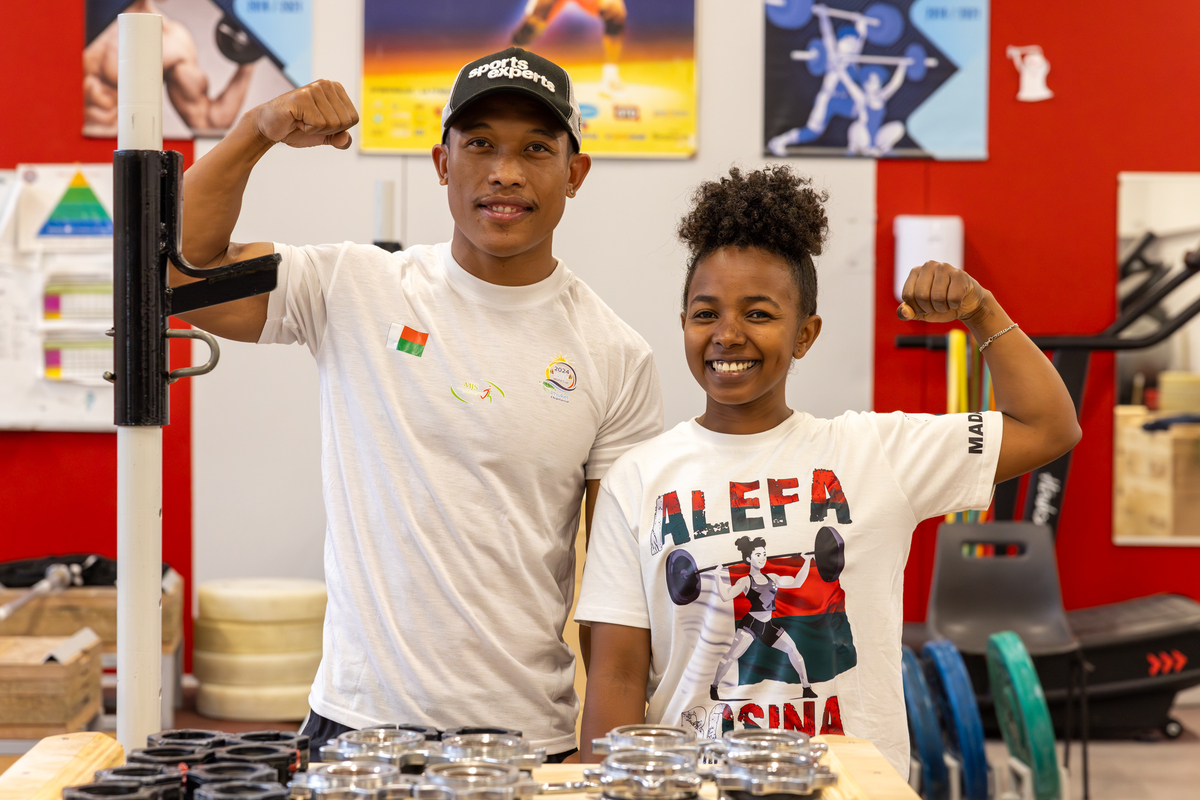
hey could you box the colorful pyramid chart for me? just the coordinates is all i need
[38,172,113,236]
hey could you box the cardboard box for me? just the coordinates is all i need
[1114,405,1200,542]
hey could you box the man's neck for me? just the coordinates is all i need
[449,229,558,287]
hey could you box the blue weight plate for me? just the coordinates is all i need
[902,646,950,800]
[766,0,814,30]
[864,2,905,46]
[987,632,1059,800]
[922,640,988,800]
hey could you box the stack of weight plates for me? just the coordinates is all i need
[986,631,1060,800]
[194,578,326,721]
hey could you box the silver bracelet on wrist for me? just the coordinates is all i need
[978,322,1018,353]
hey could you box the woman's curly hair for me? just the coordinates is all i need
[678,165,828,317]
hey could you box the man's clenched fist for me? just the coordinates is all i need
[897,260,989,324]
[253,79,359,150]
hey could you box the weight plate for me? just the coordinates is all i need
[814,526,845,583]
[194,618,323,655]
[804,38,827,76]
[193,649,321,686]
[198,578,327,623]
[197,683,311,722]
[766,0,814,30]
[922,640,988,800]
[986,632,1059,800]
[905,43,928,82]
[864,3,904,46]
[666,549,701,605]
[902,646,950,800]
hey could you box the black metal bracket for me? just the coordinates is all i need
[112,149,279,426]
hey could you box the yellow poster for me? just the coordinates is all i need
[361,1,696,158]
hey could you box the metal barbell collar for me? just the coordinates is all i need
[591,725,715,760]
[714,752,837,797]
[289,762,402,797]
[426,733,546,770]
[584,750,703,800]
[712,729,828,762]
[321,728,441,770]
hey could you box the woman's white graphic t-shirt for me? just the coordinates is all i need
[576,410,1002,775]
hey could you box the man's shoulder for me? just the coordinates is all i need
[560,273,654,359]
[279,241,441,273]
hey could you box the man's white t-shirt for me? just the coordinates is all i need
[260,241,663,752]
[576,410,1001,774]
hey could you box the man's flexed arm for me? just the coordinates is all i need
[176,80,359,341]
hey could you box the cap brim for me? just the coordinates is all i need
[442,84,579,149]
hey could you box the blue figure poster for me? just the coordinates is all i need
[764,0,988,160]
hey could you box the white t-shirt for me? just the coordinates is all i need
[260,241,663,752]
[576,409,1001,775]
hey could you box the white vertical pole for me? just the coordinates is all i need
[375,179,396,243]
[116,11,164,754]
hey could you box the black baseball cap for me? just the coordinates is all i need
[441,47,582,151]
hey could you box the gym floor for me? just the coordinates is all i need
[984,704,1200,800]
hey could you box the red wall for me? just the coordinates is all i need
[877,1,1200,620]
[0,5,196,667]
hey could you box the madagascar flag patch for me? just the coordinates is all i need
[386,323,429,357]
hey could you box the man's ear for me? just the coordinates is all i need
[793,314,823,359]
[567,151,592,196]
[432,143,449,185]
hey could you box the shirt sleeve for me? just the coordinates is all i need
[575,478,651,629]
[585,352,664,480]
[870,410,1003,522]
[257,242,349,356]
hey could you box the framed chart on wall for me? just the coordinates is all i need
[360,0,697,158]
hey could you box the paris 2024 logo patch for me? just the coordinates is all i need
[542,355,577,403]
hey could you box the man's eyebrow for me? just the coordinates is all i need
[459,121,493,133]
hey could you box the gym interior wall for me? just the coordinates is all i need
[878,0,1200,619]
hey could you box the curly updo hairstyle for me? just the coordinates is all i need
[678,165,829,317]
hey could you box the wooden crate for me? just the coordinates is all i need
[1114,405,1200,541]
[0,631,102,738]
[0,568,182,654]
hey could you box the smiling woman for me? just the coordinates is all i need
[574,164,1080,773]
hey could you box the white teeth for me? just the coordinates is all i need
[490,205,523,213]
[711,361,756,373]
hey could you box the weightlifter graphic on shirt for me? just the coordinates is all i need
[710,535,819,701]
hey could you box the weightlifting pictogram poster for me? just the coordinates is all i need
[764,0,989,159]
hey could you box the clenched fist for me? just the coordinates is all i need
[897,261,989,324]
[253,79,359,150]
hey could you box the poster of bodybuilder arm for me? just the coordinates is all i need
[361,0,696,158]
[764,0,988,159]
[83,0,312,140]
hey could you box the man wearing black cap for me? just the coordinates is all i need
[174,47,662,760]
